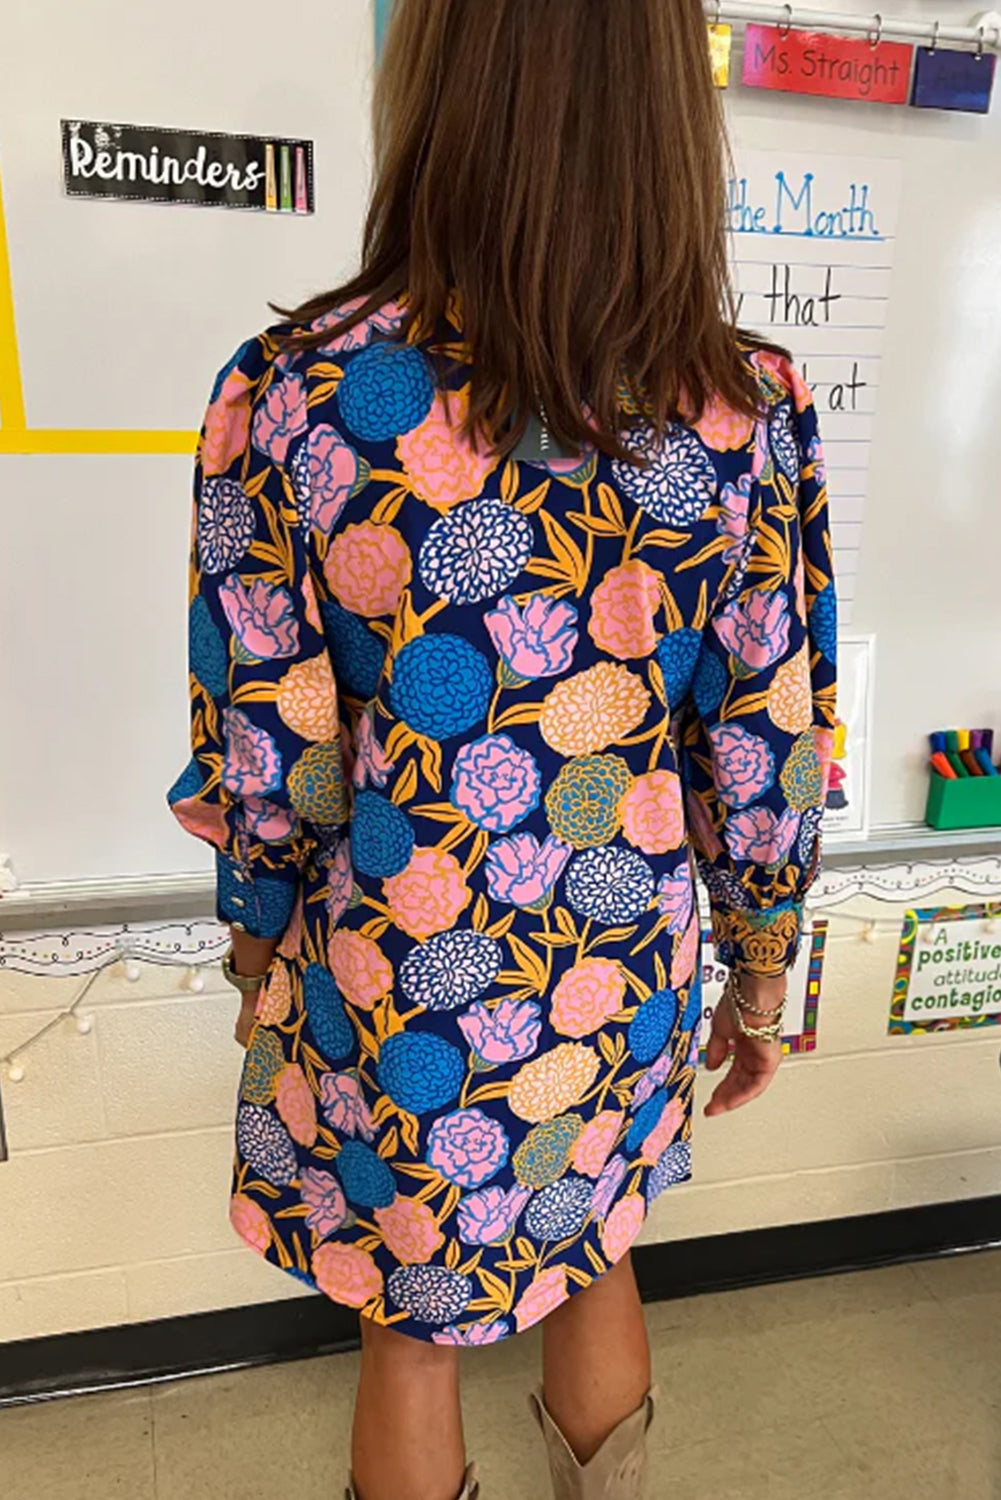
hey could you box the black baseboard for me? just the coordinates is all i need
[2,1193,999,1407]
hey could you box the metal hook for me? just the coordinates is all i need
[869,11,883,47]
[779,3,793,38]
[977,23,986,58]
[715,0,722,26]
[928,18,940,53]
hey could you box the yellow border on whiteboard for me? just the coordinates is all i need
[0,163,198,456]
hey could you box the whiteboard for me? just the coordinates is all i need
[1,0,999,885]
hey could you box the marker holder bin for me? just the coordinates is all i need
[926,772,1001,831]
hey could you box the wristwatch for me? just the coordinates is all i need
[221,947,267,995]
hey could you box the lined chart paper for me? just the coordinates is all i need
[728,151,902,623]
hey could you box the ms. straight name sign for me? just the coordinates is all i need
[742,24,913,104]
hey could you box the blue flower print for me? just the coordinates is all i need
[655,628,702,709]
[399,930,503,1011]
[336,1139,396,1209]
[304,963,355,1061]
[809,584,838,664]
[626,1088,669,1152]
[769,403,800,480]
[524,1176,594,1241]
[167,756,204,806]
[337,344,434,442]
[198,477,256,573]
[217,857,296,938]
[389,634,493,740]
[628,989,678,1065]
[349,790,415,878]
[209,338,254,403]
[388,1264,473,1325]
[377,1032,465,1115]
[700,865,753,911]
[612,424,717,526]
[692,646,728,718]
[565,847,656,924]
[320,599,386,700]
[418,498,533,605]
[646,1140,692,1203]
[237,1104,297,1186]
[682,969,704,1032]
[189,596,229,698]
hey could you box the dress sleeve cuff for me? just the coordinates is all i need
[710,901,805,976]
[216,852,299,939]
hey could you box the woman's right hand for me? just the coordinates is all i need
[702,972,786,1117]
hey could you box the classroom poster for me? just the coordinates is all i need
[696,920,827,1057]
[890,903,1001,1035]
[728,150,902,623]
[822,634,874,841]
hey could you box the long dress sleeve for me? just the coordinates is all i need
[167,333,344,938]
[682,356,837,976]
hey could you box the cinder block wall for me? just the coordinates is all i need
[1,887,998,1343]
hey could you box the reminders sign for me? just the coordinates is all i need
[743,25,912,105]
[61,120,314,213]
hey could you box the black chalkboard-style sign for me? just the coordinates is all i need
[60,120,314,213]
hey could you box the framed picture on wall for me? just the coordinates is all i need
[823,633,874,843]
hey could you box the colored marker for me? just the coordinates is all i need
[295,146,308,213]
[279,144,293,211]
[931,752,958,780]
[265,142,278,211]
[956,729,982,777]
[934,731,969,778]
[971,730,1001,777]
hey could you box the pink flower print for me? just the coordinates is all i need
[243,796,297,843]
[587,561,662,661]
[484,594,579,681]
[328,930,393,1010]
[685,788,724,861]
[601,1194,645,1263]
[620,769,685,855]
[815,726,835,801]
[319,1071,377,1141]
[450,734,541,834]
[632,1052,672,1110]
[694,396,754,453]
[458,999,542,1066]
[714,588,790,673]
[326,838,354,924]
[397,387,499,510]
[374,1195,445,1264]
[299,1167,348,1238]
[807,435,826,485]
[352,709,394,790]
[726,805,800,866]
[572,1110,624,1178]
[514,1266,569,1331]
[432,1321,511,1346]
[656,863,694,935]
[304,424,365,535]
[251,372,307,463]
[219,576,300,660]
[203,368,253,477]
[384,847,470,940]
[312,1242,383,1309]
[277,886,304,959]
[275,1063,317,1146]
[591,1154,628,1220]
[222,709,282,797]
[717,473,753,566]
[709,723,776,810]
[426,1108,510,1189]
[323,522,412,617]
[456,1184,532,1246]
[750,416,771,482]
[551,959,627,1040]
[170,796,229,850]
[484,832,572,908]
[313,295,407,353]
[641,1092,685,1163]
[230,1192,272,1253]
[671,913,702,989]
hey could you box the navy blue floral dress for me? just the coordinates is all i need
[169,296,836,1343]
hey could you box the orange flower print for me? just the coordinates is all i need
[619,769,685,855]
[767,644,812,733]
[328,930,393,1010]
[275,1063,318,1146]
[256,962,292,1026]
[587,561,662,660]
[374,1195,446,1264]
[312,1242,384,1309]
[539,663,651,756]
[229,1192,272,1254]
[383,847,471,940]
[551,959,626,1039]
[396,387,499,510]
[514,1265,569,1331]
[572,1109,624,1177]
[509,1043,601,1123]
[640,1091,685,1163]
[694,396,755,453]
[277,887,304,959]
[600,1194,645,1263]
[276,655,339,741]
[323,522,412,616]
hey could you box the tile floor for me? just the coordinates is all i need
[2,1250,1001,1499]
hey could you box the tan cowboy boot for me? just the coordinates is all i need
[529,1388,657,1500]
[344,1464,480,1500]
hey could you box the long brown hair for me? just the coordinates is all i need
[281,0,761,458]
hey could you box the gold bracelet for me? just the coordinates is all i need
[729,971,787,1016]
[221,948,268,995]
[724,973,785,1043]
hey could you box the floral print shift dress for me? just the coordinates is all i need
[169,296,836,1344]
